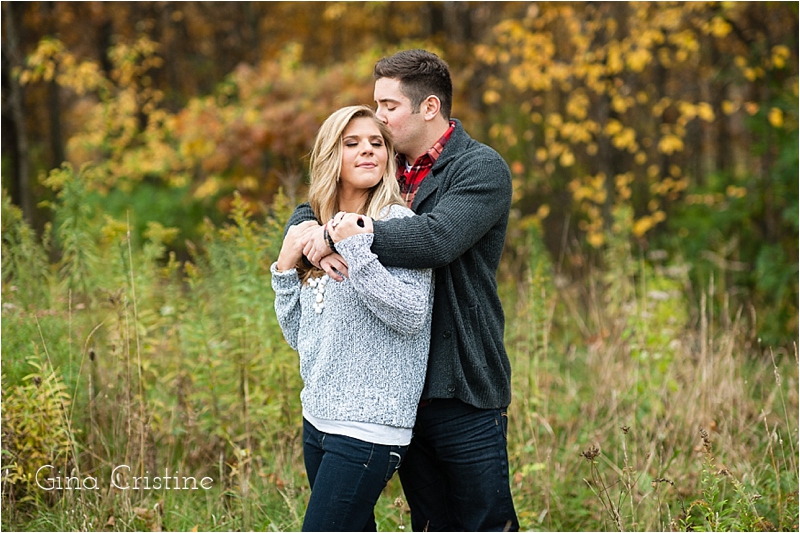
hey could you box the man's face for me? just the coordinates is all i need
[373,77,424,159]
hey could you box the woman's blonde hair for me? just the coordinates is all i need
[308,105,403,224]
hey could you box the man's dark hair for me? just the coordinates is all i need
[374,49,453,120]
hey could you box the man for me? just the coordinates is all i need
[287,49,519,532]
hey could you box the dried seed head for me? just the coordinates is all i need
[699,427,712,452]
[581,444,601,461]
[621,426,630,434]
[651,477,675,488]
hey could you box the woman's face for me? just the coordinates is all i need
[339,116,388,194]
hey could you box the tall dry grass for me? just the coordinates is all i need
[1,174,797,531]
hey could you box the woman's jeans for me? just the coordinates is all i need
[301,418,407,532]
[397,399,520,532]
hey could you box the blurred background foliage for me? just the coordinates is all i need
[2,2,797,342]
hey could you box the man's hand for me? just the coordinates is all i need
[275,221,319,271]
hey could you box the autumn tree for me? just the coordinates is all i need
[476,2,798,340]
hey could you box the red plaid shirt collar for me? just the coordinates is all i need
[397,121,455,207]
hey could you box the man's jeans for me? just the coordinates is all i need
[398,399,519,531]
[301,418,407,532]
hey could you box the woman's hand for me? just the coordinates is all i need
[328,211,374,243]
[276,221,319,272]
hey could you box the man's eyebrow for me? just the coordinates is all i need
[376,97,401,104]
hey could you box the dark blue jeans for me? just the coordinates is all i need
[398,399,519,532]
[301,418,407,532]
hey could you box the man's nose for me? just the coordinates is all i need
[375,109,388,123]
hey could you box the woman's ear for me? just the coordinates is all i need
[422,95,442,121]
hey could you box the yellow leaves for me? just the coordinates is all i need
[489,124,518,147]
[675,101,715,125]
[651,176,688,198]
[559,120,596,144]
[587,231,605,248]
[611,127,638,152]
[605,120,637,152]
[703,16,732,38]
[536,204,551,220]
[21,38,65,84]
[771,45,791,69]
[605,119,623,137]
[194,177,222,199]
[726,185,747,199]
[238,176,259,192]
[668,30,700,56]
[611,94,634,114]
[626,47,652,73]
[768,108,784,128]
[101,215,129,245]
[652,97,672,118]
[323,2,346,20]
[535,147,548,162]
[633,213,665,237]
[483,89,502,105]
[743,66,763,82]
[696,102,715,122]
[566,92,590,120]
[658,134,684,155]
[615,172,634,200]
[607,41,624,74]
[722,100,738,115]
[678,102,697,122]
[570,173,607,204]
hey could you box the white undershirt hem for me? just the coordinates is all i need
[303,410,412,446]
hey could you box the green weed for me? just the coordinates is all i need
[1,168,797,531]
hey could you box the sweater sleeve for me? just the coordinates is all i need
[335,233,433,336]
[285,202,318,236]
[370,154,511,269]
[270,263,302,350]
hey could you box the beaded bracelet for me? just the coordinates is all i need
[323,225,337,253]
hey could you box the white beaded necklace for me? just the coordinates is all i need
[308,275,330,314]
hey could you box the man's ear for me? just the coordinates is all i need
[422,95,442,121]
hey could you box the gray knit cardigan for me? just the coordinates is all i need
[272,205,434,429]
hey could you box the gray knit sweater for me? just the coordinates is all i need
[271,204,434,429]
[288,120,513,409]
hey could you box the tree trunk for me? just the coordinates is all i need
[2,2,32,223]
[48,79,65,168]
[426,2,445,37]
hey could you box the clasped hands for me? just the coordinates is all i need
[294,212,373,281]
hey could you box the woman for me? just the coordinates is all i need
[271,105,434,531]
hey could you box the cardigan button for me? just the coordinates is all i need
[442,330,452,339]
[447,385,456,393]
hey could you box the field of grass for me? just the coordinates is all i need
[2,179,797,532]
